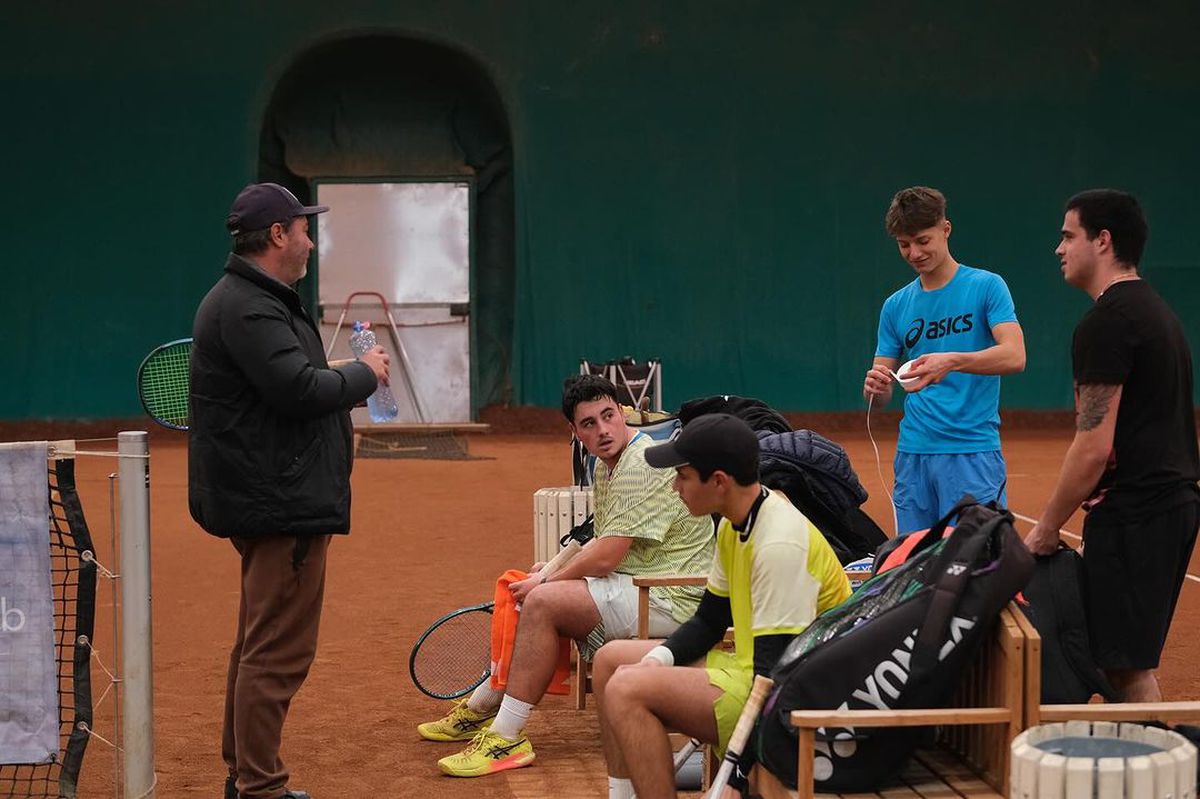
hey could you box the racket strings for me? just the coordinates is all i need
[410,607,493,699]
[139,344,191,427]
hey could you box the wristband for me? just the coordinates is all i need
[643,645,675,667]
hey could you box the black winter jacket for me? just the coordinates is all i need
[188,254,378,538]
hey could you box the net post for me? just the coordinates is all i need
[118,431,155,798]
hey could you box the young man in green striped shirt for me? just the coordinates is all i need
[423,375,715,777]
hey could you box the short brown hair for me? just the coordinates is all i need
[561,374,619,422]
[885,186,947,237]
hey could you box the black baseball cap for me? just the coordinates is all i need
[225,182,329,235]
[645,413,760,484]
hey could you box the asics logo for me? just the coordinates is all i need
[487,739,526,758]
[904,314,974,349]
[905,320,924,349]
[455,717,488,732]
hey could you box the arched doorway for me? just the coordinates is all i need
[259,35,514,420]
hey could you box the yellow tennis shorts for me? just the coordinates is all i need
[705,649,752,757]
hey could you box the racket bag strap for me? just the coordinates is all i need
[930,493,979,535]
[878,493,981,573]
[559,514,595,547]
[909,512,1007,675]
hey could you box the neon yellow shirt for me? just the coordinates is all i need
[707,489,851,670]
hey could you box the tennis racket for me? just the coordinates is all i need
[705,675,774,799]
[673,736,704,772]
[408,538,583,699]
[137,338,193,431]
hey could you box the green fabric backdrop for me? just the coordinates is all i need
[2,1,1197,418]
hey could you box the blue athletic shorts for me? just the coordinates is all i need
[892,451,1007,535]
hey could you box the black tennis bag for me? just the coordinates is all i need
[1021,545,1119,704]
[758,500,1034,792]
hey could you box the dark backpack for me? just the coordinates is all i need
[677,394,792,435]
[758,429,887,565]
[758,499,1034,792]
[1020,545,1120,704]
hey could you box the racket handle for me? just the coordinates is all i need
[536,538,582,578]
[672,737,702,772]
[516,540,584,610]
[704,675,774,799]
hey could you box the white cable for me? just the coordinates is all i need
[76,724,161,798]
[49,449,150,459]
[80,550,120,580]
[865,394,900,537]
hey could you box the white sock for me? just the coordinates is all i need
[466,682,504,714]
[608,776,636,799]
[489,695,535,740]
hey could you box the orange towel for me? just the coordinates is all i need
[489,569,573,695]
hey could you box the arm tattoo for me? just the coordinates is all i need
[1076,384,1119,432]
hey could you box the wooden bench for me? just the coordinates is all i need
[752,604,1026,799]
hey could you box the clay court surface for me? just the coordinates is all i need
[17,423,1200,798]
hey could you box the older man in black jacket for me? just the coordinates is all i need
[189,183,389,799]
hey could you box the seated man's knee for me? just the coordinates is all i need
[593,640,641,688]
[604,667,635,709]
[604,663,655,711]
[518,584,565,625]
[526,580,584,612]
[520,585,549,616]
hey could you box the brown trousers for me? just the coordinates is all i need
[223,534,330,799]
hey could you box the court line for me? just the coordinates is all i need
[1009,510,1200,586]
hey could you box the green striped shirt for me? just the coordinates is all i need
[593,433,715,621]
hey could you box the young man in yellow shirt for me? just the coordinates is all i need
[593,413,851,799]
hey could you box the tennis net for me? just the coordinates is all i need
[0,456,96,799]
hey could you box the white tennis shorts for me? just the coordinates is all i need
[584,572,677,640]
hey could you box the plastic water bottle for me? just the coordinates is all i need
[348,322,399,423]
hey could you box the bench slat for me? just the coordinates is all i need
[790,708,1012,729]
[631,575,707,587]
[899,756,966,799]
[1037,701,1200,723]
[916,749,1005,799]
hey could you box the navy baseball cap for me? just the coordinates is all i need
[225,182,329,235]
[644,413,760,484]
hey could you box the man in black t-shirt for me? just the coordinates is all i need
[1026,189,1200,702]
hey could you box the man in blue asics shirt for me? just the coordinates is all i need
[863,187,1026,534]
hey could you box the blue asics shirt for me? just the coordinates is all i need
[875,265,1018,453]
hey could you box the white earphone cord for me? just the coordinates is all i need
[865,393,900,537]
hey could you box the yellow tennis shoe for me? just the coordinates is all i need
[417,699,496,742]
[437,729,535,777]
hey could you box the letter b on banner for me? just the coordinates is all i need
[1,596,26,632]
